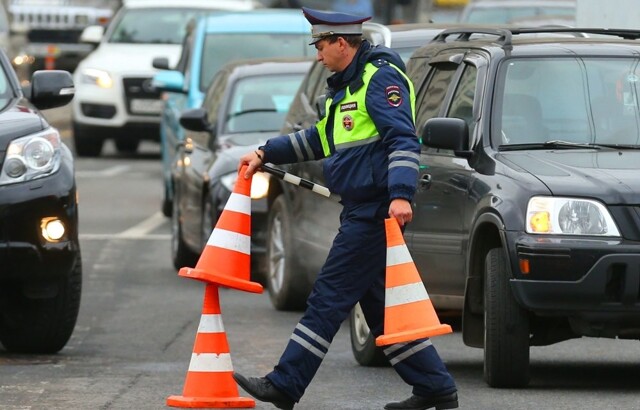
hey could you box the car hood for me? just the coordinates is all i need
[78,44,182,75]
[0,99,46,152]
[501,150,640,204]
[209,141,264,181]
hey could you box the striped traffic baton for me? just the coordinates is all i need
[260,163,338,201]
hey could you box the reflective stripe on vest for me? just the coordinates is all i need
[316,61,416,157]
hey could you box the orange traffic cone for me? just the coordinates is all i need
[167,283,255,408]
[179,166,263,294]
[45,44,56,70]
[376,218,452,346]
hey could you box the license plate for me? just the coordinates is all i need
[130,99,163,114]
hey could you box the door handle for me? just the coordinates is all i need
[419,174,432,189]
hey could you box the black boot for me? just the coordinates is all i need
[384,391,458,410]
[233,372,295,410]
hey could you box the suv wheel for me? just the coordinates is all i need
[484,247,530,387]
[72,122,104,157]
[349,303,388,366]
[171,193,199,270]
[266,195,307,311]
[0,254,82,353]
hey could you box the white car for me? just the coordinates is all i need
[71,0,260,157]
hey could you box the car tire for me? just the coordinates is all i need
[114,138,140,154]
[72,122,104,157]
[0,254,82,354]
[266,195,308,311]
[171,193,199,271]
[484,247,530,388]
[349,303,389,367]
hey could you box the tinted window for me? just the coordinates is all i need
[109,8,205,44]
[415,62,458,135]
[448,64,477,135]
[200,33,314,91]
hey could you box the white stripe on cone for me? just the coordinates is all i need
[197,314,224,333]
[385,282,430,307]
[387,245,413,266]
[187,352,234,372]
[206,228,250,254]
[224,192,251,215]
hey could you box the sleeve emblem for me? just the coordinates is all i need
[386,85,402,107]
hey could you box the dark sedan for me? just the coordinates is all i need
[0,59,80,353]
[168,57,312,276]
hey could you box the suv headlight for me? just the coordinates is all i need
[0,128,62,186]
[220,171,270,199]
[80,68,113,88]
[526,196,620,236]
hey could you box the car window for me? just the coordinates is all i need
[495,57,640,147]
[200,33,314,91]
[109,8,205,44]
[203,69,232,128]
[448,64,477,137]
[223,72,306,134]
[415,62,459,136]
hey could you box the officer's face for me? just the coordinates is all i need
[315,38,350,73]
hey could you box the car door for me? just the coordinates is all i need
[408,53,481,301]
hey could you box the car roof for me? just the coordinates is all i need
[203,9,310,34]
[411,27,640,59]
[221,56,313,77]
[122,0,260,10]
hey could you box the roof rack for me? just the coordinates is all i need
[431,27,640,48]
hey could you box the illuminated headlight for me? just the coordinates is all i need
[41,217,66,242]
[526,196,620,236]
[0,128,62,186]
[220,171,270,199]
[80,68,113,88]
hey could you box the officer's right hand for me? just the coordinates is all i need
[238,149,264,179]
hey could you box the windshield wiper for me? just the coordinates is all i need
[590,143,640,149]
[500,140,601,151]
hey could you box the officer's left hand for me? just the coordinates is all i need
[389,199,413,226]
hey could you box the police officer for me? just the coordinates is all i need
[234,7,458,410]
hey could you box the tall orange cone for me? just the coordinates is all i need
[167,283,255,408]
[376,218,452,346]
[179,166,263,294]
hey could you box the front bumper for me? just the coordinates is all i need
[508,233,640,315]
[0,148,80,281]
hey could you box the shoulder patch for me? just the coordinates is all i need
[386,85,402,107]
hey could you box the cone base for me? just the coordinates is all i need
[167,394,255,408]
[375,324,453,346]
[179,267,263,294]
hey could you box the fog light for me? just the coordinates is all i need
[251,173,270,199]
[41,217,66,242]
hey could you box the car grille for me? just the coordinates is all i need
[122,77,162,116]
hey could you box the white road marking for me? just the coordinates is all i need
[75,165,130,178]
[80,212,170,240]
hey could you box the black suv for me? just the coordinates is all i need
[0,60,80,354]
[409,27,640,387]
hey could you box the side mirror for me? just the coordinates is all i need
[79,25,104,44]
[314,94,327,119]
[152,70,185,93]
[421,117,472,158]
[180,108,211,132]
[152,57,170,70]
[28,70,75,110]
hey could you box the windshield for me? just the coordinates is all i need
[200,33,313,92]
[494,57,640,148]
[108,8,206,44]
[464,6,575,24]
[223,73,305,134]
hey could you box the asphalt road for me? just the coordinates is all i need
[0,106,639,409]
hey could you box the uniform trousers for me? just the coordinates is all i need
[266,201,457,402]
